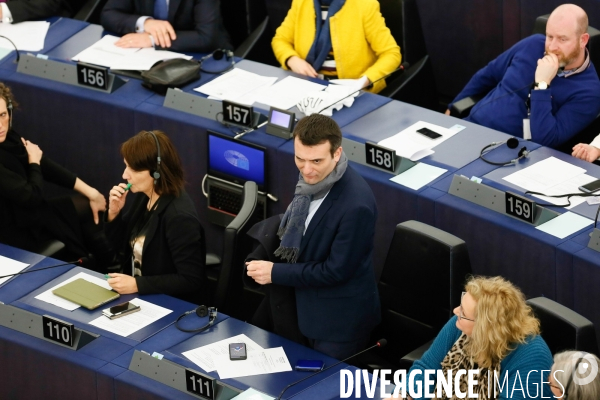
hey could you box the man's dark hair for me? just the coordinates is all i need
[293,114,342,157]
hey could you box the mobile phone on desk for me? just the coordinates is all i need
[579,179,600,193]
[229,343,247,360]
[416,127,443,139]
[295,359,324,372]
[102,301,141,319]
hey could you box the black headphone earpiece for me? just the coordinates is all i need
[147,131,161,184]
[479,138,529,166]
[175,305,218,333]
[199,48,235,74]
[563,357,585,400]
[7,98,12,129]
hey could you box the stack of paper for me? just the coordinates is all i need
[378,121,458,161]
[72,35,192,71]
[194,68,277,105]
[0,21,49,51]
[88,298,172,337]
[254,76,326,110]
[182,334,292,379]
[0,255,29,285]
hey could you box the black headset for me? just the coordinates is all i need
[562,357,585,400]
[146,131,161,184]
[479,137,529,166]
[175,305,218,333]
[199,49,235,74]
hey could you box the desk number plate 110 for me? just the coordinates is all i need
[42,315,74,347]
[185,369,215,399]
[505,192,535,224]
[76,62,109,91]
[365,142,396,173]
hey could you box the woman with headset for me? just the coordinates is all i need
[0,82,108,264]
[105,130,206,304]
[548,351,600,399]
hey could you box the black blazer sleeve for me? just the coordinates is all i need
[101,0,232,52]
[7,0,74,23]
[0,160,44,208]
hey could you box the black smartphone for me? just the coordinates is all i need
[416,127,443,139]
[102,301,141,320]
[229,343,247,360]
[295,359,324,372]
[579,179,600,193]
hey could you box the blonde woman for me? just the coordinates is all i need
[385,276,552,399]
[548,351,600,399]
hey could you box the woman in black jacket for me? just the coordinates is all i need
[105,130,206,305]
[0,83,107,261]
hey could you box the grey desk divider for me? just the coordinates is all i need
[163,88,222,120]
[17,54,125,93]
[0,303,98,350]
[448,175,559,226]
[342,137,417,175]
[588,229,600,252]
[128,350,242,400]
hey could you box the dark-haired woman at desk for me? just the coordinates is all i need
[105,130,206,304]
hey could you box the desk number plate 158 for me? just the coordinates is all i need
[365,142,396,173]
[505,192,535,224]
[185,369,215,399]
[76,62,109,91]
[42,315,74,347]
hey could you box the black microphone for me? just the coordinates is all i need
[313,65,405,115]
[0,257,89,279]
[0,35,20,63]
[276,338,388,400]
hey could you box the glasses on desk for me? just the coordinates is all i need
[459,291,476,322]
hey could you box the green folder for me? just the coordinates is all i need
[52,278,120,310]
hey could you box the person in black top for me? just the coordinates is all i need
[105,130,206,305]
[0,83,108,262]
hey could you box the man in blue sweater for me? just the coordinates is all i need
[446,4,600,149]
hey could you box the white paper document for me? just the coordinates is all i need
[72,35,191,70]
[0,255,29,285]
[530,173,597,209]
[194,68,277,103]
[390,163,447,190]
[0,21,49,51]
[536,212,593,239]
[503,157,586,193]
[34,272,113,311]
[231,388,274,400]
[213,347,292,380]
[182,334,264,372]
[88,298,172,337]
[378,121,458,161]
[254,76,326,110]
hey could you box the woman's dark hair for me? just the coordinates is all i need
[121,130,185,196]
[0,82,18,110]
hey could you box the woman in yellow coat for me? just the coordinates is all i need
[272,0,401,94]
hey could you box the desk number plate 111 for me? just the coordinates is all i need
[505,192,535,224]
[42,315,74,347]
[185,369,215,399]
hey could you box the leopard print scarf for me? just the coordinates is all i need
[433,333,501,400]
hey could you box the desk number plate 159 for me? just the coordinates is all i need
[505,192,535,224]
[76,62,109,91]
[185,369,215,399]
[365,142,396,173]
[42,315,74,347]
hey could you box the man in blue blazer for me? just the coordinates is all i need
[246,114,381,359]
[101,0,231,52]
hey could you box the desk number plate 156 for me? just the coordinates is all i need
[505,192,535,224]
[185,369,215,399]
[42,315,74,347]
[76,62,109,91]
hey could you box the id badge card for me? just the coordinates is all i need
[523,118,532,140]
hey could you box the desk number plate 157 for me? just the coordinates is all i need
[42,315,74,347]
[365,142,396,173]
[76,62,109,91]
[505,192,535,224]
[222,101,254,128]
[185,369,215,399]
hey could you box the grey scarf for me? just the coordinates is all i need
[274,151,348,263]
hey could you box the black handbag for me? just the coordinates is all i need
[141,58,201,95]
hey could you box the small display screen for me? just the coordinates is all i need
[207,131,266,190]
[270,110,291,128]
